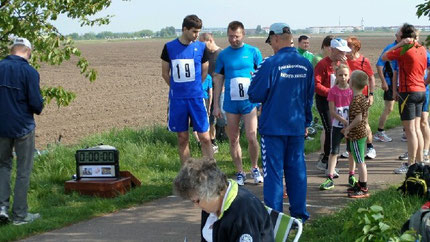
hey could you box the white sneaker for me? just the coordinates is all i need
[394,163,409,174]
[13,213,40,226]
[401,132,407,142]
[366,147,376,159]
[398,152,408,161]
[340,151,349,158]
[374,131,393,142]
[325,168,339,179]
[236,172,246,186]
[251,168,264,184]
[316,160,327,171]
[0,206,9,223]
[212,144,219,154]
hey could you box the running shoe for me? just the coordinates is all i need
[348,175,358,187]
[425,155,430,164]
[316,155,328,171]
[13,213,40,226]
[348,187,370,198]
[398,152,408,161]
[236,172,246,186]
[366,147,376,159]
[212,144,219,154]
[401,132,407,142]
[394,163,409,174]
[347,183,360,194]
[374,131,393,142]
[320,178,334,190]
[340,151,349,158]
[0,206,9,224]
[325,168,339,179]
[251,168,264,184]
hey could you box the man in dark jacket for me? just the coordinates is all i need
[0,37,44,225]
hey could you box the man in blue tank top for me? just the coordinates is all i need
[212,21,264,186]
[161,15,213,163]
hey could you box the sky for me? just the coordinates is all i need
[54,0,430,34]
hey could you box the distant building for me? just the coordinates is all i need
[307,26,364,34]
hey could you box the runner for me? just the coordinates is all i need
[160,15,213,163]
[212,21,263,185]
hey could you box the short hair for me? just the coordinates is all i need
[400,23,417,40]
[298,35,310,42]
[199,32,213,41]
[347,36,361,51]
[351,70,368,90]
[182,15,203,30]
[174,158,228,201]
[228,21,245,32]
[11,45,30,55]
[321,35,334,49]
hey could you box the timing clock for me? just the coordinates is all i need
[75,145,119,179]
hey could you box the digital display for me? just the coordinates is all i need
[77,150,115,163]
[75,146,118,164]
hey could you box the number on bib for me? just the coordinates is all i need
[333,106,349,128]
[230,77,250,100]
[171,59,196,83]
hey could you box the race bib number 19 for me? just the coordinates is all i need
[230,77,250,100]
[171,59,195,83]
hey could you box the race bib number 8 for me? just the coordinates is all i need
[171,59,196,83]
[230,77,250,101]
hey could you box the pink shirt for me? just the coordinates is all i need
[327,85,353,128]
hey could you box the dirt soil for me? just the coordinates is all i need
[35,35,394,149]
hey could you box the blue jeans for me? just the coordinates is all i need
[0,130,35,220]
[261,134,309,221]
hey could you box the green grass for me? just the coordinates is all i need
[0,89,404,241]
[301,187,426,241]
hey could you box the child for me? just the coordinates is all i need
[320,64,357,190]
[343,70,370,198]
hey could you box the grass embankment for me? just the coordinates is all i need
[0,89,411,241]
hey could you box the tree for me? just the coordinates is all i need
[416,0,430,46]
[255,25,262,35]
[0,0,128,107]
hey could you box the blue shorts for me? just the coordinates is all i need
[223,99,257,114]
[168,98,209,133]
[423,87,430,112]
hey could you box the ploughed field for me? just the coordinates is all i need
[35,35,395,149]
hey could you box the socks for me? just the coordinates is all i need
[349,171,355,176]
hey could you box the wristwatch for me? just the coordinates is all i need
[369,92,374,96]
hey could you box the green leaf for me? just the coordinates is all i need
[363,224,371,234]
[378,222,390,232]
[399,233,417,241]
[371,213,384,221]
[370,205,383,213]
[400,44,414,55]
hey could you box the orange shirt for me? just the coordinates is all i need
[386,42,427,93]
[347,55,374,96]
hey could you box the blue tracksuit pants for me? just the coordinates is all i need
[261,135,309,221]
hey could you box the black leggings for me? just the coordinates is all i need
[315,94,332,160]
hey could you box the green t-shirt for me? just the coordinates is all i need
[297,48,314,63]
[312,53,323,68]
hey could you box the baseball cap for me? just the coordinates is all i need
[12,37,32,50]
[265,23,291,44]
[330,38,351,52]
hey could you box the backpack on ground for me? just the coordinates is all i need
[401,201,430,241]
[398,163,430,198]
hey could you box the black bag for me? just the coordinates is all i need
[401,201,430,242]
[398,163,430,198]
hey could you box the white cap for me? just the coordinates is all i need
[12,37,32,50]
[330,38,350,52]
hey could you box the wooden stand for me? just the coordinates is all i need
[64,171,141,198]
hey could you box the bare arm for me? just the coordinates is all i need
[392,70,398,101]
[368,75,375,106]
[212,73,225,118]
[376,65,388,91]
[201,61,208,84]
[161,60,170,86]
[207,87,213,112]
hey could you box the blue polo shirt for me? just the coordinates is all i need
[376,41,398,86]
[0,55,44,138]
